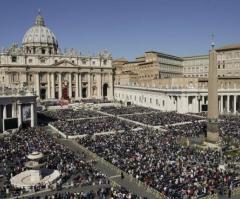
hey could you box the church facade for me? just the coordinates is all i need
[0,12,114,101]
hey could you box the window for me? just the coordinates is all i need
[103,60,107,65]
[92,61,95,65]
[12,73,18,82]
[29,59,32,63]
[82,60,86,64]
[72,60,75,64]
[42,49,46,54]
[11,56,17,63]
[40,59,45,63]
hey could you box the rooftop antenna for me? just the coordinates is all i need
[38,8,41,15]
[211,33,215,49]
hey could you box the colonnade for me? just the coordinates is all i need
[218,95,240,114]
[35,72,113,100]
[0,102,37,132]
[114,86,240,115]
[171,94,240,114]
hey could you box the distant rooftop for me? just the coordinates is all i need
[216,44,240,51]
[145,51,183,60]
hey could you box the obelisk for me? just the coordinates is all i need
[207,38,219,143]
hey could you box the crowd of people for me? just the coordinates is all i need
[3,104,239,198]
[52,117,140,136]
[122,111,201,126]
[81,99,111,104]
[167,121,207,138]
[220,115,240,142]
[78,126,240,199]
[39,109,105,121]
[0,127,108,198]
[100,106,159,115]
[27,186,143,199]
[166,115,240,148]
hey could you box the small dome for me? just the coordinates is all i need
[22,11,58,54]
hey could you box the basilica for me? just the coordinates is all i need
[0,12,114,101]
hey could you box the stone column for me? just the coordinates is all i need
[12,103,16,118]
[3,105,7,119]
[193,96,199,113]
[58,73,62,99]
[75,73,79,98]
[109,73,113,100]
[88,73,91,98]
[47,73,51,99]
[97,73,102,98]
[35,73,40,98]
[18,104,22,128]
[68,73,72,98]
[2,105,7,131]
[178,96,188,113]
[227,95,230,113]
[220,95,223,114]
[31,103,34,127]
[207,48,219,143]
[234,95,237,114]
[79,73,82,98]
[51,73,55,99]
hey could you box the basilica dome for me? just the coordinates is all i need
[22,11,58,54]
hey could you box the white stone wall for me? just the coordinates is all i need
[114,85,240,114]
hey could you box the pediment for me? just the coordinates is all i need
[52,59,76,67]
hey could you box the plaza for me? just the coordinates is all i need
[1,1,240,198]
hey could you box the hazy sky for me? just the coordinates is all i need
[0,0,239,60]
